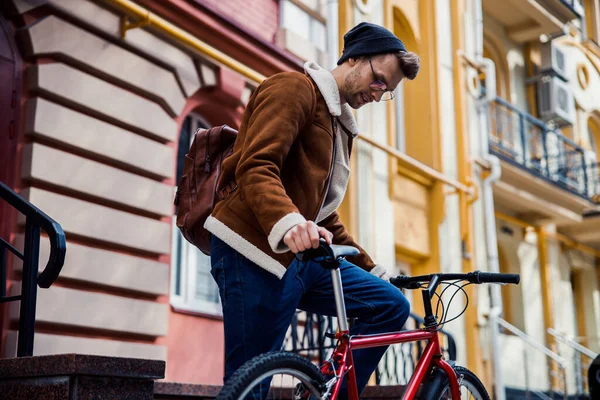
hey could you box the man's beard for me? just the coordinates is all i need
[342,67,362,109]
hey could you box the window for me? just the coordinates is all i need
[280,0,327,52]
[498,243,525,332]
[171,113,222,316]
[583,0,600,44]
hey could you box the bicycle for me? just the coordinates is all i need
[217,240,520,399]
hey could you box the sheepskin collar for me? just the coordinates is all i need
[304,61,359,138]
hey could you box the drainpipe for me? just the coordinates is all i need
[326,0,339,70]
[473,1,505,399]
[482,153,504,400]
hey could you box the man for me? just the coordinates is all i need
[205,22,420,397]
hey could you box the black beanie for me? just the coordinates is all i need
[337,22,407,66]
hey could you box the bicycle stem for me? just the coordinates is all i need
[422,275,440,327]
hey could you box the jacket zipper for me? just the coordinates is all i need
[314,117,337,221]
[204,128,211,172]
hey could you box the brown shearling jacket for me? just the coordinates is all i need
[204,62,386,279]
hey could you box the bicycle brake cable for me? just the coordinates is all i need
[437,282,471,330]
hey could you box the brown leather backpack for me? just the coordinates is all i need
[174,125,237,255]
[175,75,320,255]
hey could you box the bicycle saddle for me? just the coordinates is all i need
[296,238,359,262]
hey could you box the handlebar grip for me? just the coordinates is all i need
[389,276,406,286]
[474,271,520,285]
[389,275,422,289]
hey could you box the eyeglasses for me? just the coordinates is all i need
[368,58,395,101]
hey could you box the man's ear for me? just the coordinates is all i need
[348,57,359,66]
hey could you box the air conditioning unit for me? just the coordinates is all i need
[537,75,575,126]
[572,0,585,17]
[540,41,568,80]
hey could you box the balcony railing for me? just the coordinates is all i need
[283,311,456,386]
[0,182,66,356]
[488,97,600,202]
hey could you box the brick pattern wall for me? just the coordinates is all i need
[202,0,279,43]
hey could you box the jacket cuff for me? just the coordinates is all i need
[268,212,307,253]
[369,264,388,279]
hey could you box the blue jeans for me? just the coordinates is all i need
[210,235,410,398]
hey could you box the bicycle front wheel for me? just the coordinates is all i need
[433,366,490,400]
[217,351,327,400]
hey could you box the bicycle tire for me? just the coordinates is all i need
[216,351,327,400]
[431,366,490,400]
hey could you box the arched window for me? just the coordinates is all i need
[170,112,221,315]
[495,229,526,333]
[587,117,600,156]
[587,117,600,197]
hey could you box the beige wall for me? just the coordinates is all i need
[5,0,220,382]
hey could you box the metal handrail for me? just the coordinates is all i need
[488,96,598,201]
[493,96,547,131]
[358,134,474,194]
[0,182,66,287]
[548,328,598,360]
[548,327,597,396]
[494,315,568,400]
[0,181,66,356]
[497,317,567,368]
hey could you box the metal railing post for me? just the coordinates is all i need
[524,346,530,400]
[581,152,589,197]
[1,245,6,299]
[1,182,66,357]
[17,219,40,357]
[519,114,527,165]
[575,350,583,396]
[542,128,551,177]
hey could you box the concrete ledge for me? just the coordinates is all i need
[154,382,221,399]
[0,353,164,379]
[0,354,165,400]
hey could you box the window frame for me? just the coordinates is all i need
[280,0,328,53]
[170,112,223,318]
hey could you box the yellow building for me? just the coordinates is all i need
[336,0,600,398]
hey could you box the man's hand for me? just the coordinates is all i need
[283,221,333,253]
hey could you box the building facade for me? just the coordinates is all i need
[0,0,599,397]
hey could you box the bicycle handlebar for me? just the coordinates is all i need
[295,241,520,286]
[389,271,520,289]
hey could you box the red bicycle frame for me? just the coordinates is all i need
[320,328,461,400]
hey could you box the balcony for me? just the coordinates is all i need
[483,0,583,43]
[488,97,599,222]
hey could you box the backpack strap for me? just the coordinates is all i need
[336,119,355,156]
